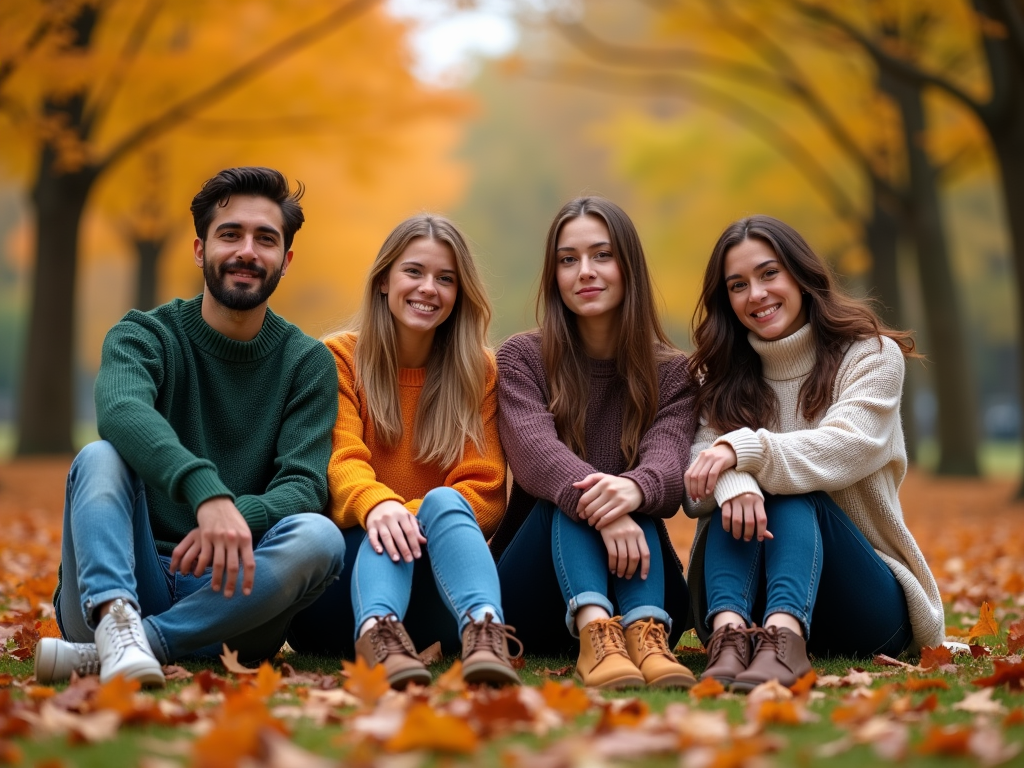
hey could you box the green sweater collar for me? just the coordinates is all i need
[179,295,289,362]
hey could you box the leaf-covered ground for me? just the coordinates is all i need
[1,458,1022,767]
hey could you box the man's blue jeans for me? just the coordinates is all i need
[288,487,502,656]
[55,441,345,664]
[498,501,671,642]
[704,491,912,657]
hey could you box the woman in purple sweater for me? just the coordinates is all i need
[490,197,696,689]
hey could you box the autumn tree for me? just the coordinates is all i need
[0,0,461,454]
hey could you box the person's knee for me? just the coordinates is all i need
[72,440,128,476]
[282,514,345,576]
[763,493,816,520]
[418,487,472,525]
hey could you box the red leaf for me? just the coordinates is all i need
[1008,618,1024,655]
[972,659,1024,691]
[919,645,953,669]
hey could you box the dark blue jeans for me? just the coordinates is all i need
[704,491,911,658]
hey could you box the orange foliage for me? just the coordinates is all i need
[539,680,590,718]
[341,657,390,707]
[384,702,478,754]
[919,645,953,669]
[916,724,971,756]
[595,699,648,732]
[967,601,1000,641]
[191,687,288,768]
[690,677,726,701]
[902,677,949,692]
[92,676,141,718]
[1008,618,1024,655]
[972,659,1024,691]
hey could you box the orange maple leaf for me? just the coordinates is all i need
[539,680,591,718]
[967,602,1000,641]
[690,676,725,701]
[916,724,971,756]
[755,700,804,726]
[789,670,817,696]
[341,656,390,706]
[251,662,281,700]
[35,618,61,639]
[919,645,953,669]
[595,699,648,732]
[945,625,969,638]
[470,688,534,736]
[93,675,141,717]
[434,659,466,694]
[972,659,1024,691]
[192,687,288,768]
[902,677,950,692]
[1002,572,1024,594]
[384,702,478,754]
[1007,618,1024,655]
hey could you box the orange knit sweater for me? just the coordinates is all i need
[325,332,506,538]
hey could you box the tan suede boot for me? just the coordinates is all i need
[731,626,811,692]
[625,618,696,688]
[461,613,523,686]
[354,615,431,689]
[699,624,752,687]
[576,616,645,689]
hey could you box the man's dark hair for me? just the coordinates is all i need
[191,167,305,252]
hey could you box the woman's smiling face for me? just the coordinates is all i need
[383,236,458,347]
[724,237,807,341]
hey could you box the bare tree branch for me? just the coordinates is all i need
[82,0,164,138]
[98,0,380,173]
[521,60,864,227]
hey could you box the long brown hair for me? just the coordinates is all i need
[344,214,492,468]
[690,214,915,432]
[537,197,677,468]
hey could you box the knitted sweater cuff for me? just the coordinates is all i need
[180,469,234,512]
[712,469,763,506]
[715,428,764,473]
[235,497,270,537]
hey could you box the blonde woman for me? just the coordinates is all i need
[288,215,520,687]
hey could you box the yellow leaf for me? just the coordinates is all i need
[341,656,390,706]
[384,702,478,754]
[252,662,281,699]
[539,680,591,718]
[967,601,1000,641]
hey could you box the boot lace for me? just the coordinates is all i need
[706,624,750,665]
[463,613,524,661]
[587,616,628,663]
[367,615,418,660]
[745,625,783,656]
[104,600,148,661]
[70,643,101,676]
[633,618,674,661]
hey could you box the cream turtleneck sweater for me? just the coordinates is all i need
[684,323,944,652]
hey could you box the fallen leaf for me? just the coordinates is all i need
[219,644,259,675]
[916,724,971,756]
[251,662,281,699]
[195,669,230,694]
[258,729,336,768]
[434,660,466,694]
[191,688,288,768]
[1003,707,1024,727]
[954,688,1007,715]
[971,644,992,659]
[541,665,573,677]
[1008,618,1024,655]
[161,665,193,681]
[595,699,648,732]
[946,625,970,638]
[689,677,725,701]
[0,740,22,765]
[920,645,954,669]
[747,679,794,703]
[838,669,875,687]
[341,657,390,707]
[973,659,1024,691]
[902,677,949,692]
[539,680,591,718]
[968,601,1001,642]
[789,670,816,696]
[384,702,478,754]
[752,699,813,725]
[968,721,1023,766]
[93,675,141,717]
[470,687,535,736]
[417,641,443,666]
[873,654,924,671]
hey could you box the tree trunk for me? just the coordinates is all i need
[865,181,918,461]
[892,80,980,475]
[134,237,166,311]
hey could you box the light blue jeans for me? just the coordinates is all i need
[351,487,503,637]
[55,441,344,664]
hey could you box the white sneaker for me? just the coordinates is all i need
[35,639,101,683]
[94,599,165,687]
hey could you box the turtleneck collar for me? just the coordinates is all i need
[747,323,816,381]
[179,295,288,362]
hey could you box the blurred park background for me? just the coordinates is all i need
[0,0,1022,491]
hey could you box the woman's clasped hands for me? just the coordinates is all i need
[574,473,649,580]
[684,443,774,543]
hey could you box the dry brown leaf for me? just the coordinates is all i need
[1008,618,1024,655]
[902,677,949,692]
[873,654,924,671]
[856,716,909,761]
[789,669,816,696]
[539,680,590,718]
[747,679,794,704]
[954,688,1007,715]
[22,702,121,743]
[0,740,23,765]
[434,660,466,694]
[689,676,725,700]
[968,722,1023,767]
[752,699,816,726]
[1004,707,1024,727]
[161,665,193,681]
[258,729,337,768]
[219,644,259,675]
[469,687,535,736]
[595,698,648,732]
[916,724,972,756]
[541,665,574,677]
[384,702,478,754]
[968,602,1001,642]
[920,645,954,670]
[973,659,1024,691]
[93,675,141,717]
[663,704,731,746]
[416,641,443,666]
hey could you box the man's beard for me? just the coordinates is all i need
[204,258,283,311]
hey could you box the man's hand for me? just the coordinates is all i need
[366,500,426,563]
[598,514,650,580]
[574,473,643,529]
[721,492,773,542]
[170,497,255,597]
[684,443,738,502]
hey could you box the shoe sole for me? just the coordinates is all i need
[387,667,432,689]
[34,639,60,684]
[646,672,697,689]
[462,661,521,686]
[101,664,166,688]
[574,670,645,690]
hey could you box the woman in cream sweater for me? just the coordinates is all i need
[684,215,943,691]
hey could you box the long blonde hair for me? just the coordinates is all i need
[349,214,492,468]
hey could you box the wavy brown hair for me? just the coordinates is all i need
[537,197,678,468]
[343,214,492,468]
[690,215,915,432]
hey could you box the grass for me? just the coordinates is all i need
[3,609,1023,767]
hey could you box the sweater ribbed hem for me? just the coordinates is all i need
[716,428,764,473]
[712,469,762,505]
[236,496,270,537]
[398,367,426,386]
[180,468,234,511]
[178,295,289,362]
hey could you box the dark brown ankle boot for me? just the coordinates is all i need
[731,626,811,692]
[699,624,751,687]
[461,613,523,686]
[354,614,432,689]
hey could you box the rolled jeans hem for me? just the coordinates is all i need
[621,606,672,631]
[764,605,812,639]
[706,605,753,629]
[143,618,170,665]
[566,591,614,638]
[81,589,141,631]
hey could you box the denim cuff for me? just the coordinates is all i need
[621,606,672,632]
[82,589,141,631]
[763,605,811,639]
[142,617,170,665]
[566,591,615,638]
[706,605,753,631]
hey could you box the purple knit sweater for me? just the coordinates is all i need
[493,331,695,535]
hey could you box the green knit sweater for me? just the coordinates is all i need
[94,295,338,554]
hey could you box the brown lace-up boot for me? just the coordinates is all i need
[699,624,752,687]
[576,616,645,689]
[732,626,811,692]
[354,614,432,689]
[461,613,523,686]
[625,618,696,688]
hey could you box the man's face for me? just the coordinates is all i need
[193,195,293,311]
